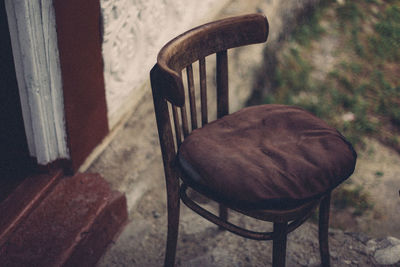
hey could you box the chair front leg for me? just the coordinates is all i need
[164,182,181,267]
[319,193,331,267]
[272,222,288,267]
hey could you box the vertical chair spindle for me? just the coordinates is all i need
[199,58,208,126]
[186,64,198,131]
[216,50,229,118]
[180,104,189,138]
[171,105,182,147]
[177,70,189,138]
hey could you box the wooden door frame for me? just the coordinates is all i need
[5,0,109,172]
[4,0,69,165]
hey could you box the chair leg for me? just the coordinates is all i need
[272,222,288,267]
[164,188,180,267]
[319,193,331,267]
[218,204,228,230]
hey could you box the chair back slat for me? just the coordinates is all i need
[199,57,208,126]
[217,50,229,118]
[171,105,182,147]
[186,64,198,130]
[180,104,190,138]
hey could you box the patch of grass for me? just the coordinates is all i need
[372,70,400,125]
[340,61,362,74]
[336,2,364,25]
[310,183,374,223]
[369,5,400,61]
[389,134,400,145]
[333,186,374,216]
[291,7,326,46]
[274,48,313,97]
[261,0,400,150]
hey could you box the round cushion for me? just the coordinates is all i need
[178,104,357,210]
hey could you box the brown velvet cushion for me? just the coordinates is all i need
[178,104,357,210]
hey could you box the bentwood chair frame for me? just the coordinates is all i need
[150,14,332,267]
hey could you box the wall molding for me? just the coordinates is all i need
[5,0,68,164]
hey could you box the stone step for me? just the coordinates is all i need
[0,173,127,266]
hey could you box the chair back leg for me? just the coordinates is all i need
[218,204,228,230]
[272,222,288,267]
[319,193,331,267]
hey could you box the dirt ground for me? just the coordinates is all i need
[88,93,398,266]
[330,139,400,239]
[88,0,400,265]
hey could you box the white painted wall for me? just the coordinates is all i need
[5,0,69,165]
[100,0,230,128]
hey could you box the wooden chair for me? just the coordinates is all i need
[150,14,357,267]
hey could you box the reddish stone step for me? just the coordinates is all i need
[0,169,63,247]
[0,173,127,266]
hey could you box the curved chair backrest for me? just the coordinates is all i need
[150,14,269,185]
[151,13,269,107]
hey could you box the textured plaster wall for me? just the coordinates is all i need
[100,0,320,129]
[100,0,230,128]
